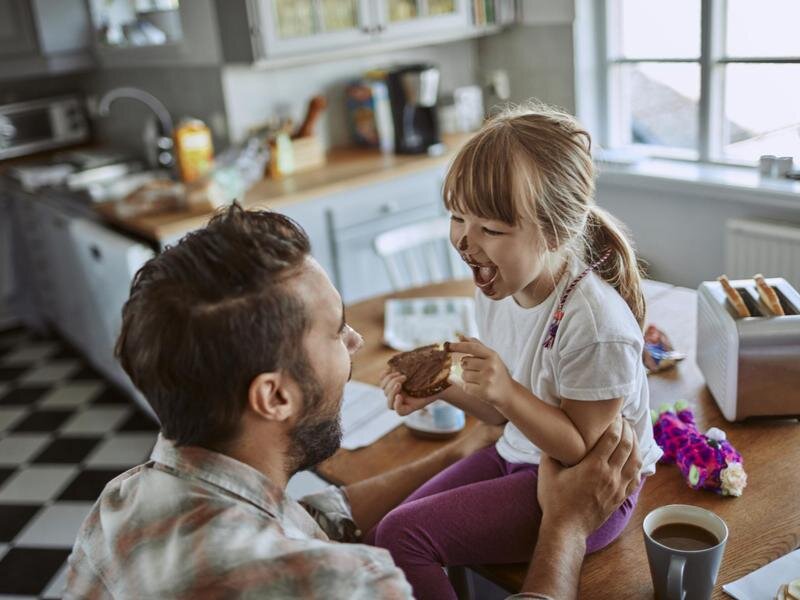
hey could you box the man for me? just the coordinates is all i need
[65,205,641,599]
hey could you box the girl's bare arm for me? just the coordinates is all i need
[439,384,507,425]
[500,383,622,466]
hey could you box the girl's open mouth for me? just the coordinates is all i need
[461,254,499,289]
[472,264,498,287]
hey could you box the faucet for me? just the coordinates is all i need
[98,87,174,169]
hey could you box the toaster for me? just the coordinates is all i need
[696,276,800,421]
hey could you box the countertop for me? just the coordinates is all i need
[94,133,474,244]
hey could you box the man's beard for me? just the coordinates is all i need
[287,363,343,474]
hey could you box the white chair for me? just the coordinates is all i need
[374,216,469,291]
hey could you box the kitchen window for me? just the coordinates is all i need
[601,0,800,166]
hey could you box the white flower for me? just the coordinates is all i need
[705,427,727,442]
[720,462,747,497]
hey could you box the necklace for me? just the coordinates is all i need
[542,248,613,349]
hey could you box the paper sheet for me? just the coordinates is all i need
[340,381,403,450]
[723,548,800,599]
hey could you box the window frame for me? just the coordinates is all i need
[598,0,800,167]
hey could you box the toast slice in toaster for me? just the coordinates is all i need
[718,275,750,318]
[754,274,785,316]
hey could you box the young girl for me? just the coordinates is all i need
[372,102,663,600]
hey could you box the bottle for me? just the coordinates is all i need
[174,117,214,184]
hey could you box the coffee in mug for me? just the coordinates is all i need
[651,522,720,552]
[643,504,728,600]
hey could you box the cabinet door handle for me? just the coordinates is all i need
[380,201,399,214]
[90,245,102,261]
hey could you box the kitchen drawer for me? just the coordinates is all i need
[326,168,444,232]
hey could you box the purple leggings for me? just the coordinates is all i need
[366,445,642,600]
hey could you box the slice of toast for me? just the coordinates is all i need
[388,344,454,398]
[718,275,750,318]
[754,273,785,316]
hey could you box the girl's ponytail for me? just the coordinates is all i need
[585,205,646,328]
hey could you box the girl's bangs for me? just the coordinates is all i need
[442,132,520,225]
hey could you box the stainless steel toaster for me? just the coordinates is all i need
[696,277,800,421]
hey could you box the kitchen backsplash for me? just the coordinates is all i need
[221,39,480,147]
[84,66,228,154]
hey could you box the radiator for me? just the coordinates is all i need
[725,219,800,288]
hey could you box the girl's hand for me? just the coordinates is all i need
[379,367,438,416]
[446,338,519,411]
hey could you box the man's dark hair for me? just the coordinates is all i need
[116,203,312,447]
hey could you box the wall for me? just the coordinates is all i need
[0,73,86,105]
[84,66,228,155]
[477,0,577,116]
[596,178,800,288]
[221,40,480,146]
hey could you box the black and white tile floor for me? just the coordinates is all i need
[0,326,161,599]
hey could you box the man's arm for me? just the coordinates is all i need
[516,418,642,600]
[343,423,502,535]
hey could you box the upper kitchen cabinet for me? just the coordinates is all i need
[0,0,93,80]
[87,0,223,67]
[252,0,373,58]
[217,0,486,67]
[376,0,469,41]
[0,0,38,58]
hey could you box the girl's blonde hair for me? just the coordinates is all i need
[443,100,646,327]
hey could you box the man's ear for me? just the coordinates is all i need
[247,372,301,423]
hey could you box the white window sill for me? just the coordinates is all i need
[596,157,800,212]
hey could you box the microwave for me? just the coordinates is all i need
[0,95,89,160]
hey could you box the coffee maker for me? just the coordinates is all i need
[385,64,443,155]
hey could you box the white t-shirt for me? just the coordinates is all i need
[476,256,662,476]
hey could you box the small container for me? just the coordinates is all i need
[775,156,794,178]
[174,118,214,184]
[758,154,776,177]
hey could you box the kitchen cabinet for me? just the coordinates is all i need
[324,165,447,303]
[29,197,106,358]
[376,0,470,41]
[9,192,102,355]
[69,217,154,412]
[0,0,38,58]
[0,0,93,80]
[8,190,58,332]
[8,189,153,412]
[0,190,21,328]
[88,0,222,67]
[252,0,373,58]
[218,0,476,65]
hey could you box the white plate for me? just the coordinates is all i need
[384,296,478,351]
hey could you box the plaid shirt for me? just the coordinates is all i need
[64,434,413,599]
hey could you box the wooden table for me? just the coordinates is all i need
[317,279,800,599]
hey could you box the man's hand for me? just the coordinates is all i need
[537,417,642,538]
[379,367,438,416]
[445,338,519,411]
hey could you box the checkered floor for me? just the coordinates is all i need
[0,327,160,599]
